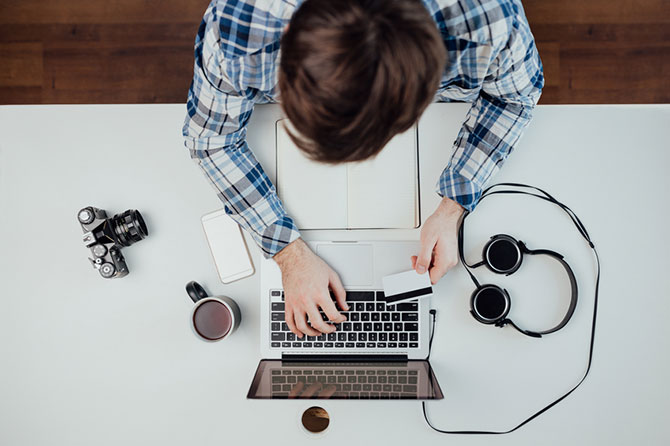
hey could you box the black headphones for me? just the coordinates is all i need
[459,226,578,338]
[423,182,601,435]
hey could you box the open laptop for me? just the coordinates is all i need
[247,240,443,400]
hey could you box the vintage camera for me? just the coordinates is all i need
[77,206,148,278]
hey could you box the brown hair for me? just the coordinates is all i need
[279,0,446,163]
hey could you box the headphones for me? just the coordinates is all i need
[459,226,578,338]
[423,182,601,435]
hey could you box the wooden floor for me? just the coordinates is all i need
[1,0,668,105]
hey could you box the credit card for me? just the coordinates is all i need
[382,270,433,305]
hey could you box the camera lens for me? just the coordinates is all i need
[110,209,148,247]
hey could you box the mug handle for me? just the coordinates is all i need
[186,281,209,303]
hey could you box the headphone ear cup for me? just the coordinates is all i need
[470,285,511,324]
[483,234,523,275]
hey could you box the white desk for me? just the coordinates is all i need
[1,103,669,445]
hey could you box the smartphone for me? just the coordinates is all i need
[201,209,255,283]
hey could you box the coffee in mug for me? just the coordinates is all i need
[186,281,240,341]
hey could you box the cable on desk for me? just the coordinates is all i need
[421,182,601,435]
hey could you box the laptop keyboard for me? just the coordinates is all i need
[269,290,420,350]
[270,367,420,399]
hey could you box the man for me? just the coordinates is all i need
[183,0,543,339]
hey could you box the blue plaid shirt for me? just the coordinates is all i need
[183,0,544,258]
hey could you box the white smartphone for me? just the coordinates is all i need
[201,209,255,283]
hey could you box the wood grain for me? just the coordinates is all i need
[0,0,668,105]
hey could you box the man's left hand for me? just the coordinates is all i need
[411,197,465,285]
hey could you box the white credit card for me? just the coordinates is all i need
[382,270,433,305]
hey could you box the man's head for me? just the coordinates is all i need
[279,0,446,163]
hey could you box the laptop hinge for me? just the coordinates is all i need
[280,354,408,363]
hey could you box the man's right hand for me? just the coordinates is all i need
[273,238,349,338]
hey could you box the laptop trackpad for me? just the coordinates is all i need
[316,243,374,287]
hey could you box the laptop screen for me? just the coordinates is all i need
[247,359,443,400]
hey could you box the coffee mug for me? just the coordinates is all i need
[186,281,241,341]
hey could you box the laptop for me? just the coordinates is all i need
[247,240,444,400]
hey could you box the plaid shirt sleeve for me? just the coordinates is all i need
[182,2,300,259]
[436,1,544,211]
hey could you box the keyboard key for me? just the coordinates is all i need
[271,342,280,347]
[374,323,382,332]
[338,332,346,341]
[347,291,374,301]
[271,312,283,321]
[355,303,365,312]
[403,385,418,392]
[356,342,365,348]
[388,342,398,348]
[394,323,403,331]
[377,342,386,348]
[384,323,393,331]
[346,342,355,348]
[371,313,380,321]
[335,342,344,348]
[292,342,302,348]
[389,333,398,341]
[303,342,313,347]
[392,313,400,321]
[271,302,284,311]
[353,323,362,331]
[327,333,336,341]
[271,333,285,341]
[402,313,418,321]
[376,291,385,301]
[350,313,360,321]
[281,323,289,331]
[307,335,316,341]
[271,290,281,297]
[400,333,408,342]
[410,343,418,348]
[397,302,418,311]
[359,333,367,342]
[343,322,352,331]
[317,334,326,341]
[376,303,385,312]
[363,323,372,332]
[405,323,419,331]
[282,342,291,348]
[271,322,280,331]
[410,333,418,341]
[382,313,390,321]
[361,313,370,321]
[366,303,375,312]
[369,333,377,341]
[409,376,418,384]
[313,342,323,348]
[366,342,375,348]
[399,342,408,348]
[324,342,334,348]
[287,333,296,341]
